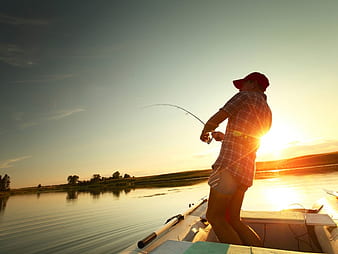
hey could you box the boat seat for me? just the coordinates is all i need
[305,214,336,227]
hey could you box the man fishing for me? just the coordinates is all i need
[200,72,272,246]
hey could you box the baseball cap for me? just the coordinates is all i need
[233,72,270,91]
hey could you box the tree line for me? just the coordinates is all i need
[0,171,134,192]
[0,174,10,191]
[67,171,133,185]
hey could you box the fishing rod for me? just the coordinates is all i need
[145,103,213,144]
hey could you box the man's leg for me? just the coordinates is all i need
[229,188,263,247]
[206,187,243,244]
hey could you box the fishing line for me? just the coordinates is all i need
[144,104,206,125]
[144,103,212,143]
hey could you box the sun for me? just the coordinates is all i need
[257,122,303,161]
[258,130,287,159]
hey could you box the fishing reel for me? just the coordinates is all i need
[207,134,213,144]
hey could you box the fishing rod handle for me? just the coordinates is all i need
[137,232,157,249]
[137,217,179,249]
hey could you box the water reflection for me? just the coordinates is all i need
[263,185,301,210]
[66,190,78,201]
[0,187,137,211]
[111,187,134,197]
[65,187,136,201]
[0,195,9,214]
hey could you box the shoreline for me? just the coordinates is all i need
[2,163,337,198]
[1,151,337,198]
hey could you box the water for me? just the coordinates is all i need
[0,171,337,254]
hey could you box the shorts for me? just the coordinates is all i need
[208,169,242,195]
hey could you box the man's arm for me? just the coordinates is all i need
[200,110,228,142]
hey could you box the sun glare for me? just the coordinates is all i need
[264,185,301,211]
[257,123,303,161]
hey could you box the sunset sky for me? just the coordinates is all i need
[1,0,337,188]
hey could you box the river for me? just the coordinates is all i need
[0,171,337,254]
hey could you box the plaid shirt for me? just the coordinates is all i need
[212,91,272,187]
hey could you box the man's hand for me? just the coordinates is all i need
[212,131,224,141]
[200,109,228,143]
[200,131,211,143]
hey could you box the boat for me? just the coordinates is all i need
[121,191,338,254]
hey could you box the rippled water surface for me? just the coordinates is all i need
[0,171,337,254]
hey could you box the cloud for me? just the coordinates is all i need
[47,108,86,121]
[0,108,86,134]
[0,156,32,169]
[9,112,38,130]
[258,139,338,161]
[13,74,74,83]
[0,41,120,67]
[46,45,122,60]
[281,139,338,158]
[0,43,36,67]
[18,122,39,130]
[0,13,49,26]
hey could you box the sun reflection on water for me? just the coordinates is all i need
[263,186,301,211]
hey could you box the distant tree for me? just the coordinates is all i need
[124,173,131,179]
[67,175,79,185]
[112,171,121,179]
[0,174,10,191]
[91,174,101,182]
[5,175,10,190]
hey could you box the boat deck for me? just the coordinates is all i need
[188,200,336,252]
[121,196,338,254]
